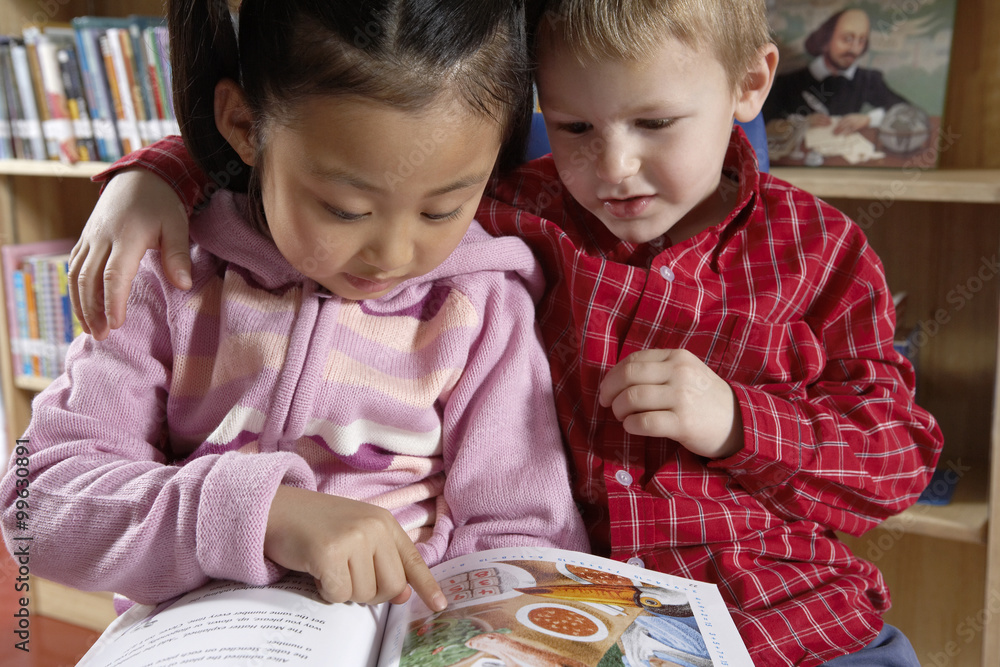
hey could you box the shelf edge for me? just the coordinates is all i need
[772,167,1000,204]
[14,375,55,393]
[0,159,109,179]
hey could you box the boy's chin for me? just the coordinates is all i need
[595,214,675,246]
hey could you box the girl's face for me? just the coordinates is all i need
[260,95,501,300]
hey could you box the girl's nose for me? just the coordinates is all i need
[361,226,413,273]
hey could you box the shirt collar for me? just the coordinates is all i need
[809,55,859,81]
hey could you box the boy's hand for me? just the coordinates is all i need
[70,168,192,340]
[264,485,447,611]
[598,349,743,459]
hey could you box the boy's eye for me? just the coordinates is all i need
[557,122,591,134]
[423,207,464,221]
[637,118,675,130]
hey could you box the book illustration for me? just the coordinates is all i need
[397,560,714,667]
[763,0,957,168]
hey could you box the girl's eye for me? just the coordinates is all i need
[637,118,675,130]
[424,207,464,221]
[557,122,591,134]
[324,206,368,222]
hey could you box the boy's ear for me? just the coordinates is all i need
[734,43,779,123]
[215,78,256,166]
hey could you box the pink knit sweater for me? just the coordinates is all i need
[0,191,587,605]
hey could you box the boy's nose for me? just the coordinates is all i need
[595,136,640,184]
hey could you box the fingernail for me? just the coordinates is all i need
[107,314,117,329]
[432,592,447,611]
[178,270,192,288]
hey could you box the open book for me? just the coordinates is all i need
[77,546,752,666]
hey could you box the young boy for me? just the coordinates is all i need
[69,1,941,664]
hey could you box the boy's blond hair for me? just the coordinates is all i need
[537,0,772,92]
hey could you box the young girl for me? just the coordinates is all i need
[0,0,587,613]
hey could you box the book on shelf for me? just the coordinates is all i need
[0,37,22,159]
[78,546,752,667]
[763,0,958,168]
[7,38,47,160]
[0,15,173,164]
[1,239,79,384]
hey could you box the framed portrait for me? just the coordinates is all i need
[763,0,957,168]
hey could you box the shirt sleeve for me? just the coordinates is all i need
[0,256,316,605]
[711,228,943,537]
[92,136,210,217]
[430,251,589,562]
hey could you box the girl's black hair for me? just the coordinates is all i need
[170,0,532,202]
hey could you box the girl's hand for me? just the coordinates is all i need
[598,348,744,459]
[70,169,192,340]
[264,485,447,611]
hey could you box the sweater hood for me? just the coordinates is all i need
[190,190,546,304]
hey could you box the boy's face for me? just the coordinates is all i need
[537,34,742,245]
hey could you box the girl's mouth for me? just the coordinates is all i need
[345,274,398,294]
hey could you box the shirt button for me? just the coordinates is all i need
[615,469,633,487]
[627,557,645,568]
[659,265,675,282]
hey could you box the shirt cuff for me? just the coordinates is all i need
[91,136,207,217]
[709,383,803,493]
[195,451,317,586]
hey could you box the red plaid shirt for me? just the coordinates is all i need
[102,129,942,666]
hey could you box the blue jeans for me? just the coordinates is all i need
[821,624,920,666]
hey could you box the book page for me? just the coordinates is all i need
[379,546,752,667]
[77,574,389,667]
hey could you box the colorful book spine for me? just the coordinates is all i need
[31,30,79,163]
[58,46,97,162]
[9,41,47,160]
[0,39,27,159]
[104,27,142,155]
[141,26,169,139]
[21,263,41,377]
[154,26,178,135]
[0,47,12,159]
[20,27,54,160]
[11,270,29,376]
[125,19,160,145]
[72,20,122,161]
[55,258,75,346]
